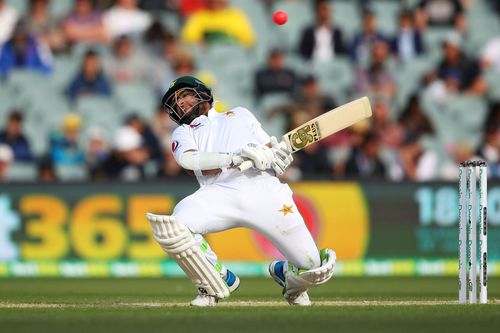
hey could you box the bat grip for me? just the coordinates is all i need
[238,160,254,172]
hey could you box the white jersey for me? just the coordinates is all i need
[171,107,271,186]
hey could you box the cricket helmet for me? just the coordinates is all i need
[162,76,214,125]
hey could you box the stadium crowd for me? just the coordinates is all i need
[0,0,500,182]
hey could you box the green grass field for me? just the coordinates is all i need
[1,277,499,333]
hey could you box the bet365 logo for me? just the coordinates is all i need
[289,121,321,151]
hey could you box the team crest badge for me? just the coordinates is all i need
[171,140,179,152]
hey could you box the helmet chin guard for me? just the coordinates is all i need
[162,76,213,125]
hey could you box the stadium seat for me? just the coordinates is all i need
[6,162,38,182]
[160,11,182,34]
[76,96,121,132]
[113,82,157,120]
[485,70,500,102]
[257,92,290,116]
[423,28,456,55]
[310,56,353,104]
[50,0,73,18]
[263,113,287,138]
[421,94,485,149]
[5,0,27,15]
[331,0,360,42]
[52,55,81,90]
[0,86,20,120]
[6,70,50,105]
[55,164,88,182]
[371,0,400,37]
[393,54,440,112]
[23,123,49,158]
[231,0,277,62]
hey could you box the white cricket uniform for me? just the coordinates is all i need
[171,107,321,269]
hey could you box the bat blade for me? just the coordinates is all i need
[282,96,372,153]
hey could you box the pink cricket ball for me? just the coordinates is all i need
[273,10,288,25]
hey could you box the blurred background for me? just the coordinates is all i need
[0,0,499,279]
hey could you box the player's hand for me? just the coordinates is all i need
[230,153,244,167]
[270,136,293,175]
[240,142,275,171]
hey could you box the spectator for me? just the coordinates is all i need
[139,0,178,12]
[398,95,434,140]
[484,102,500,129]
[345,132,386,179]
[399,135,434,181]
[0,111,33,162]
[181,0,256,48]
[293,74,336,118]
[416,0,466,32]
[49,113,85,166]
[67,50,112,100]
[391,10,425,63]
[178,0,207,17]
[155,34,187,91]
[267,74,336,125]
[95,126,149,181]
[23,0,66,53]
[37,154,57,182]
[350,8,386,64]
[0,0,19,45]
[0,20,53,79]
[151,104,177,147]
[281,111,333,181]
[143,21,169,56]
[423,33,487,102]
[298,0,346,63]
[476,125,500,178]
[370,99,406,181]
[103,0,153,39]
[441,143,480,180]
[0,144,13,181]
[371,98,404,146]
[63,0,109,45]
[481,36,500,73]
[171,51,196,78]
[354,40,396,101]
[255,48,297,98]
[85,126,110,179]
[157,142,187,179]
[124,113,162,162]
[103,35,153,83]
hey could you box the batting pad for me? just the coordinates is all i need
[146,213,230,299]
[284,248,336,297]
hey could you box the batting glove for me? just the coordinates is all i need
[270,136,293,175]
[240,142,275,171]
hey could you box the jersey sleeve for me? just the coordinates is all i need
[171,126,198,164]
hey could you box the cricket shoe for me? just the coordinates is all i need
[269,260,287,288]
[190,294,218,307]
[269,260,311,306]
[190,269,240,307]
[224,269,240,293]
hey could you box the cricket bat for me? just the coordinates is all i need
[238,96,372,171]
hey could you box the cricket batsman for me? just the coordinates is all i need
[146,76,335,306]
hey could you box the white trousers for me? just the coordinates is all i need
[173,176,321,270]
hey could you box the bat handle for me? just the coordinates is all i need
[238,160,254,172]
[238,140,289,172]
